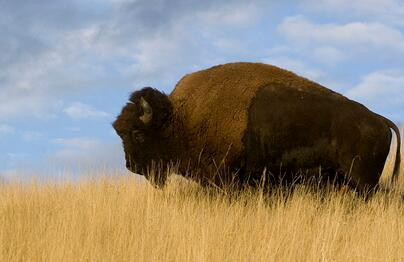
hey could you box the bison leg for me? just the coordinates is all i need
[342,155,382,195]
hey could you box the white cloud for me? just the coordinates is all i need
[278,16,404,53]
[131,30,185,78]
[303,0,397,13]
[50,137,124,171]
[101,0,131,5]
[346,70,404,105]
[212,38,245,53]
[0,124,14,135]
[313,46,346,65]
[63,102,110,119]
[124,25,216,88]
[263,48,357,95]
[21,131,43,142]
[0,16,130,121]
[197,3,260,26]
[0,88,62,120]
[120,1,265,88]
[66,127,81,132]
[266,45,346,66]
[0,0,265,120]
[0,28,102,120]
[263,56,325,81]
[345,70,404,121]
[52,137,102,150]
[6,152,27,159]
[301,0,404,26]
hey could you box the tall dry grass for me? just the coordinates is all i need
[0,137,403,261]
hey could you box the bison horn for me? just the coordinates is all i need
[139,97,153,124]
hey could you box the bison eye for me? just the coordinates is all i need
[132,130,145,143]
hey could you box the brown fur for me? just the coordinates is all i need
[113,62,401,191]
[170,63,343,165]
[243,82,394,191]
[113,87,177,185]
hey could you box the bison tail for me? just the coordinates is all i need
[384,118,401,183]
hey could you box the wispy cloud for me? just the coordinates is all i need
[63,103,110,119]
[346,70,404,104]
[50,137,124,171]
[312,46,346,65]
[345,69,404,121]
[301,0,404,26]
[278,16,404,53]
[0,0,263,120]
[0,88,62,120]
[21,131,43,142]
[196,2,260,26]
[263,56,325,82]
[52,137,102,150]
[0,124,14,135]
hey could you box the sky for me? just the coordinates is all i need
[1,0,403,180]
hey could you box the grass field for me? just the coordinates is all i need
[1,141,403,261]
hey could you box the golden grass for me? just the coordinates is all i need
[0,137,403,261]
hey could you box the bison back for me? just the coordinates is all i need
[169,62,347,176]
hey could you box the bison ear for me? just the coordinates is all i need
[139,97,153,124]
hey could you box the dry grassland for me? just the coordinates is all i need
[1,141,403,261]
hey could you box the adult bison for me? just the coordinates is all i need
[113,62,401,192]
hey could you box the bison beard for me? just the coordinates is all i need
[113,62,401,194]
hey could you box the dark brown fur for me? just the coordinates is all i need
[113,62,401,192]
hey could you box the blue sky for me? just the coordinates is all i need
[1,0,403,180]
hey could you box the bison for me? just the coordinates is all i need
[113,62,401,193]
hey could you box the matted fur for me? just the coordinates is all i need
[170,63,345,173]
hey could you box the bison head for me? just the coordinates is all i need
[113,87,173,187]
